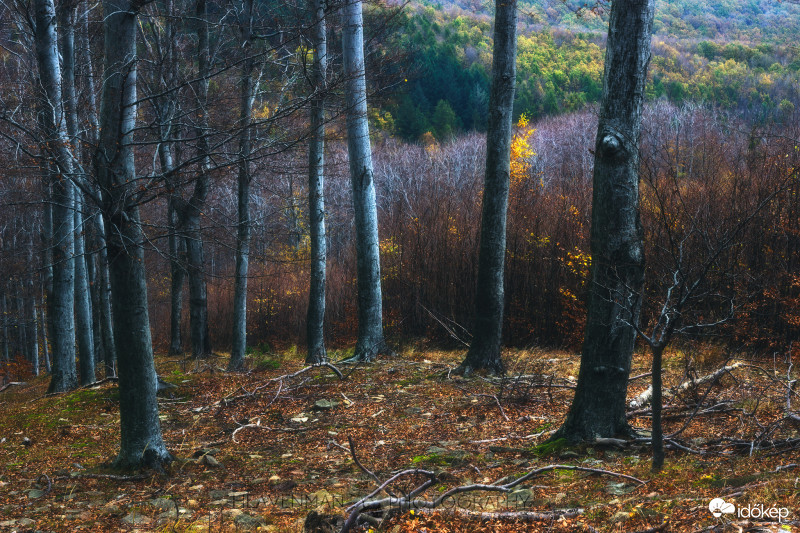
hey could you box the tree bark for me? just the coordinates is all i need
[39,294,50,373]
[305,0,328,364]
[74,193,96,385]
[184,0,211,359]
[457,0,517,376]
[1,293,9,362]
[95,0,172,469]
[33,0,78,394]
[29,291,39,376]
[229,0,255,371]
[554,0,654,443]
[60,0,96,385]
[167,199,185,356]
[341,0,386,362]
[651,345,664,471]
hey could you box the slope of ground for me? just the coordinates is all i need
[0,346,798,532]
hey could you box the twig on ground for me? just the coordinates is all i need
[339,455,646,533]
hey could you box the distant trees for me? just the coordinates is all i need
[456,0,518,375]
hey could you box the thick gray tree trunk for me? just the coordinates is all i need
[305,0,328,364]
[457,0,517,376]
[554,0,654,443]
[33,0,78,394]
[95,0,172,469]
[341,0,387,362]
[229,0,255,371]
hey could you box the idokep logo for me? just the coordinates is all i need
[708,498,791,521]
[708,498,735,518]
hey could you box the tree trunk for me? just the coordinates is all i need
[16,296,28,363]
[185,0,211,359]
[167,199,185,356]
[39,294,50,373]
[41,185,55,373]
[74,193,96,385]
[29,292,39,376]
[651,345,664,471]
[95,0,171,469]
[306,0,328,364]
[33,0,78,394]
[2,293,9,362]
[229,0,255,371]
[341,0,386,362]
[457,0,517,376]
[87,233,104,366]
[554,0,654,443]
[185,214,210,358]
[96,216,117,378]
[60,1,96,385]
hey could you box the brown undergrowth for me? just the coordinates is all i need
[0,346,798,532]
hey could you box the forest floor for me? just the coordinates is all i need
[0,345,799,532]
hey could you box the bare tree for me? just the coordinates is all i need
[229,0,256,371]
[554,0,655,443]
[305,0,328,364]
[456,0,518,376]
[94,0,172,469]
[32,0,78,394]
[341,0,388,362]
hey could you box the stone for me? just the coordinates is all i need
[121,513,152,526]
[149,498,176,511]
[233,512,265,531]
[314,399,338,410]
[201,454,221,467]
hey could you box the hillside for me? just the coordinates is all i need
[383,0,800,141]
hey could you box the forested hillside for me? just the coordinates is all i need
[387,0,800,140]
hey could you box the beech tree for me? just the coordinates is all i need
[32,0,78,394]
[229,0,256,371]
[341,0,388,362]
[456,0,518,376]
[305,0,328,364]
[554,0,655,442]
[94,0,172,468]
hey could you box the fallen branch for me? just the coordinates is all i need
[416,507,583,521]
[0,382,25,393]
[196,362,344,413]
[629,362,742,409]
[339,441,646,533]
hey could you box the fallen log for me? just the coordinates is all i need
[628,362,742,410]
